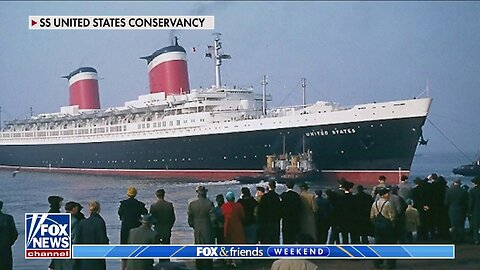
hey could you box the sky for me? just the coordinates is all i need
[0,1,479,158]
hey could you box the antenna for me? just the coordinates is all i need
[426,79,429,97]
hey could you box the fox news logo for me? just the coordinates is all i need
[25,213,71,259]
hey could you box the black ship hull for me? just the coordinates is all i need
[0,116,426,185]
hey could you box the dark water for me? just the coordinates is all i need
[0,151,474,269]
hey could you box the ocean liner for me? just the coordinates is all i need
[0,34,432,185]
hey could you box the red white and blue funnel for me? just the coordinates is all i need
[141,37,190,96]
[62,67,100,110]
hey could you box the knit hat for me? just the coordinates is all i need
[127,187,137,197]
[226,191,235,202]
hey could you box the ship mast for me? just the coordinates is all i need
[206,33,231,88]
[262,75,268,115]
[301,77,307,108]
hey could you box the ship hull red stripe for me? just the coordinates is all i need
[321,170,409,186]
[0,165,261,181]
[1,165,406,186]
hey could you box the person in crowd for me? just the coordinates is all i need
[411,177,431,241]
[370,188,396,269]
[187,186,215,270]
[119,187,148,244]
[299,182,317,242]
[255,186,266,201]
[421,173,437,239]
[280,181,302,244]
[325,188,340,244]
[254,186,266,241]
[404,198,420,243]
[150,189,175,244]
[48,195,63,270]
[0,201,18,270]
[118,187,148,270]
[372,175,388,198]
[469,176,480,245]
[314,189,332,244]
[353,185,374,244]
[337,180,357,243]
[397,175,412,201]
[238,187,258,244]
[76,201,109,270]
[66,201,85,243]
[54,202,85,270]
[430,175,449,239]
[445,179,469,243]
[213,194,225,244]
[126,214,159,270]
[389,186,407,243]
[222,191,245,268]
[270,233,318,270]
[256,181,282,244]
[48,195,64,213]
[222,191,245,243]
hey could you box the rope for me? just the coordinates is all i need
[427,118,473,162]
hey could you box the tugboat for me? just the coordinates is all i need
[452,158,480,177]
[235,151,321,184]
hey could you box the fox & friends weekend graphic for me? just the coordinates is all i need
[25,213,454,260]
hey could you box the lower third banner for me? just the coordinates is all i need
[72,245,454,259]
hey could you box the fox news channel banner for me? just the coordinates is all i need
[25,213,71,259]
[25,213,454,259]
